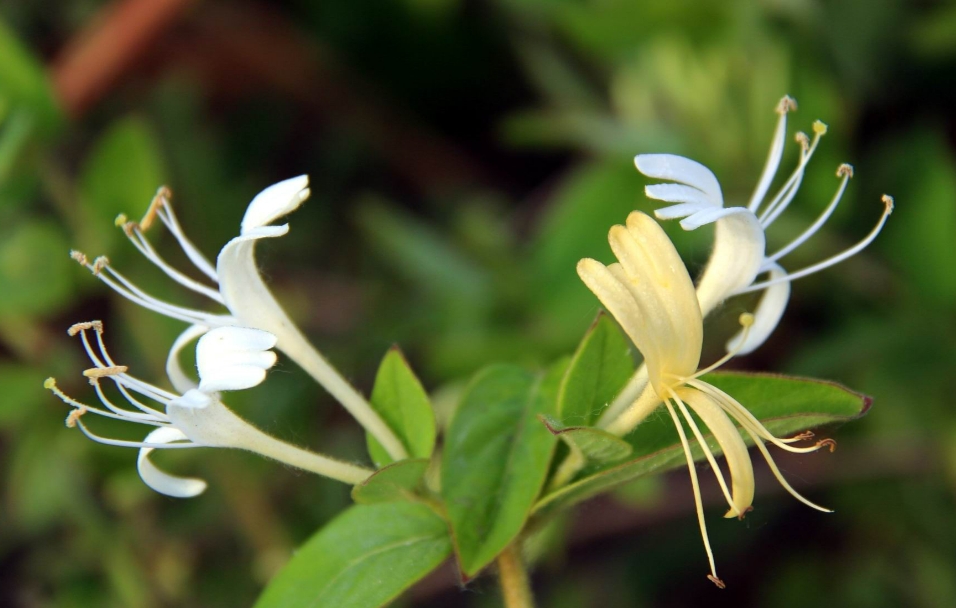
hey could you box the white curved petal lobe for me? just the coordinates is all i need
[695,211,766,317]
[645,184,715,208]
[197,326,277,392]
[635,154,723,206]
[166,324,209,394]
[726,263,790,355]
[137,427,207,498]
[240,175,310,234]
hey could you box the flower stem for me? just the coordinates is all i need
[274,323,410,462]
[497,543,535,608]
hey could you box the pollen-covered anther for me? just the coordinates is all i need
[791,431,815,441]
[83,365,128,378]
[836,163,854,179]
[91,256,110,275]
[139,186,172,231]
[707,575,727,589]
[813,120,828,136]
[70,250,89,266]
[776,95,797,114]
[881,194,895,213]
[65,407,87,428]
[795,132,810,151]
[816,438,837,453]
[68,320,103,336]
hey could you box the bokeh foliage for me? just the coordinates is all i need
[1,0,954,606]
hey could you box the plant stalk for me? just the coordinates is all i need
[497,543,535,608]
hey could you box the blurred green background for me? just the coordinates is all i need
[1,0,954,606]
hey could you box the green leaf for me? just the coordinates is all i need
[441,362,565,576]
[532,372,870,521]
[0,17,62,134]
[557,312,634,426]
[0,220,73,316]
[351,458,429,504]
[366,347,436,467]
[255,502,451,608]
[78,116,166,253]
[540,416,632,464]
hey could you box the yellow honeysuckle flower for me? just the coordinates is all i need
[577,211,834,588]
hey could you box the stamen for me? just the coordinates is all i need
[46,377,165,424]
[669,389,741,517]
[817,438,837,453]
[72,417,198,449]
[758,126,827,227]
[681,313,754,381]
[745,428,833,513]
[92,256,110,275]
[90,377,167,420]
[765,163,854,266]
[148,187,219,281]
[119,223,225,303]
[707,575,726,589]
[748,97,794,212]
[138,186,170,231]
[663,399,722,587]
[739,194,894,295]
[83,365,128,378]
[65,407,86,428]
[687,379,831,454]
[67,320,102,336]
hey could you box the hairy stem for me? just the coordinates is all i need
[497,543,535,608]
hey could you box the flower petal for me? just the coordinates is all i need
[137,426,207,498]
[166,324,208,394]
[240,176,310,234]
[677,387,755,518]
[695,210,766,316]
[645,184,715,208]
[197,326,278,392]
[635,154,723,207]
[725,262,790,355]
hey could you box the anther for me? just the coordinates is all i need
[791,431,815,441]
[881,194,895,213]
[139,186,172,231]
[83,365,128,378]
[91,256,110,275]
[795,132,810,151]
[836,163,854,178]
[813,120,828,136]
[68,320,103,336]
[121,221,137,237]
[776,95,797,114]
[737,505,754,521]
[707,575,727,589]
[816,438,837,453]
[70,250,89,266]
[65,407,87,428]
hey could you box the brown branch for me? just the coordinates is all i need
[51,0,199,118]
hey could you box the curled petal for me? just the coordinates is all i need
[725,263,790,355]
[635,154,723,207]
[645,184,715,208]
[166,324,209,394]
[137,427,207,498]
[240,175,310,234]
[197,326,277,392]
[677,387,755,518]
[695,211,766,317]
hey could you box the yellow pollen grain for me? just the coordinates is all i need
[83,365,128,378]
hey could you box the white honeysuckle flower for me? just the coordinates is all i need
[70,177,408,462]
[46,321,371,498]
[578,211,836,589]
[635,95,893,355]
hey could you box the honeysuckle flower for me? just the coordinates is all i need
[636,96,893,354]
[578,211,835,588]
[70,177,408,461]
[599,97,893,429]
[45,321,372,497]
